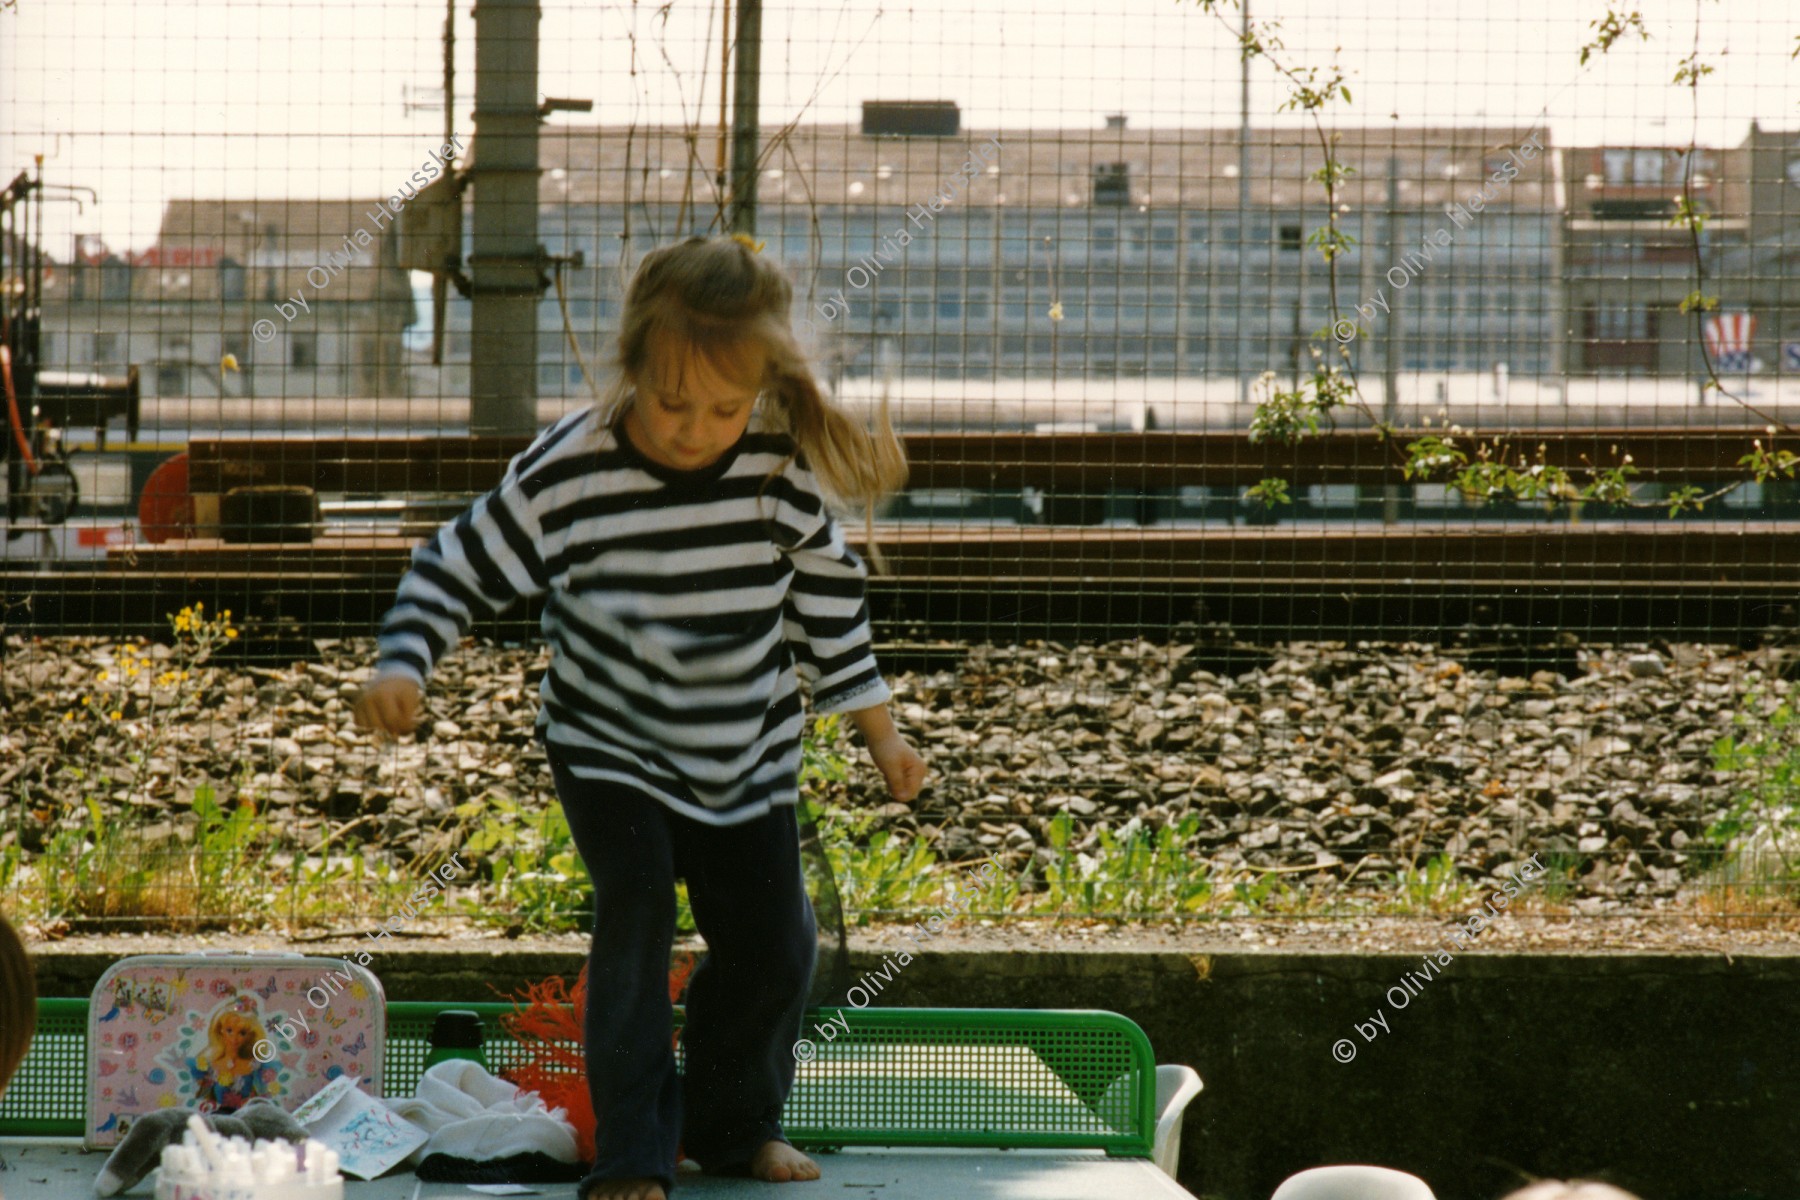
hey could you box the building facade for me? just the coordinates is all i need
[29,112,1798,404]
[38,200,415,401]
[500,115,1565,392]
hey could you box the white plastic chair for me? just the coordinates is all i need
[1270,1165,1437,1200]
[1152,1063,1204,1178]
[1097,1061,1204,1179]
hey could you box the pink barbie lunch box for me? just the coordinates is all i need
[85,952,385,1149]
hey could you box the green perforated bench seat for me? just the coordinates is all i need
[3,999,1157,1156]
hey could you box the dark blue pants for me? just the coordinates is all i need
[551,757,818,1195]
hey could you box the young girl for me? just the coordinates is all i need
[355,233,928,1200]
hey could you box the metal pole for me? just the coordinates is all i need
[716,0,732,201]
[1382,156,1401,525]
[1236,0,1251,410]
[468,0,541,435]
[1550,155,1569,405]
[429,0,454,368]
[728,0,763,236]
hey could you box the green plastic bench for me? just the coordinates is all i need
[3,998,1158,1157]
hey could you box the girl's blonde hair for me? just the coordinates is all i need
[0,911,34,1099]
[586,235,908,572]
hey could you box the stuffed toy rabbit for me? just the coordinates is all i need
[94,1096,308,1196]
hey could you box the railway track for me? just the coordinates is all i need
[6,425,1797,642]
[4,521,1796,644]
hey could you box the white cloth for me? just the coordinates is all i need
[384,1059,580,1165]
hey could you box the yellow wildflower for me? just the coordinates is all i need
[110,710,122,721]
[227,628,239,639]
[97,671,109,682]
[81,696,90,706]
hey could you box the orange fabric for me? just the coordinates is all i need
[497,952,699,1164]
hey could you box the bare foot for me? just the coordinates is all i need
[749,1140,821,1183]
[581,1179,667,1200]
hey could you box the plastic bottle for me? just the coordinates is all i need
[422,1009,488,1070]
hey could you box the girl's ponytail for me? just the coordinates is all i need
[762,355,909,576]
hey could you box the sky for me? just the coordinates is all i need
[2,0,1797,256]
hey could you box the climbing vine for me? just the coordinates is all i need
[1187,0,1800,517]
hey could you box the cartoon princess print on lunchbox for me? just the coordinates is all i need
[184,995,281,1113]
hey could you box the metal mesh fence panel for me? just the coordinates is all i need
[2,0,1798,935]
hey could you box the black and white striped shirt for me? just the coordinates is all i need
[374,403,892,825]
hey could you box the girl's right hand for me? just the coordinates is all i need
[354,676,423,740]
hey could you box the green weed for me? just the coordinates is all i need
[799,714,945,921]
[1694,685,1800,916]
[1390,852,1478,914]
[1038,811,1215,917]
[1704,688,1800,903]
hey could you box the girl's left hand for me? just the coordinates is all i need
[867,733,928,803]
